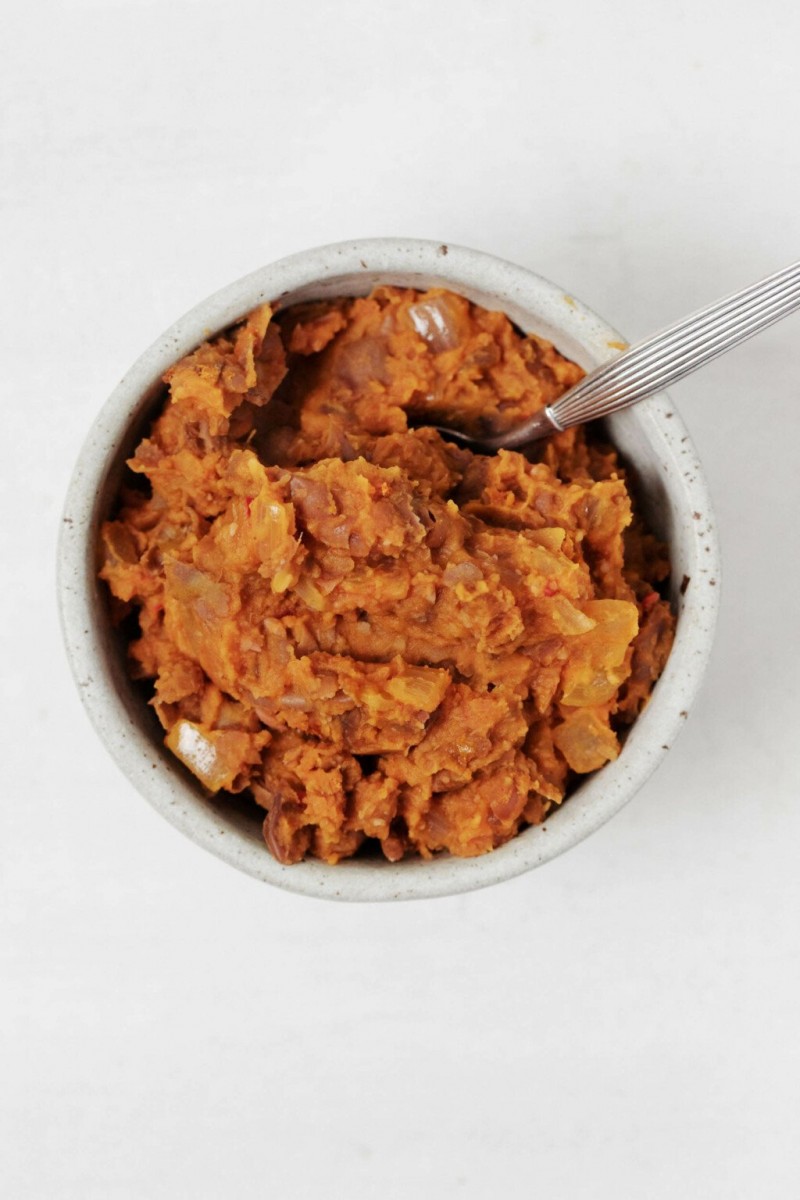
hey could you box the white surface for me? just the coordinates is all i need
[2,1,799,1196]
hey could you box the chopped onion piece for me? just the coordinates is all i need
[408,297,461,352]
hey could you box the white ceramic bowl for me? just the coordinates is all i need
[58,239,720,901]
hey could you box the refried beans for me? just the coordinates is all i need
[99,287,675,863]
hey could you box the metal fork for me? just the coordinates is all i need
[433,259,800,451]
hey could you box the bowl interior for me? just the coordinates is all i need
[59,241,719,901]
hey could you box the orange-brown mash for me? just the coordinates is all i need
[100,287,675,863]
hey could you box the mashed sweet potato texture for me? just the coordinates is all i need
[99,287,675,864]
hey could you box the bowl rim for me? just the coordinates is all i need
[57,237,720,902]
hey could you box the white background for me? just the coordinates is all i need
[3,2,800,1196]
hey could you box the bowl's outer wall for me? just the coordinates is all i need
[58,239,720,901]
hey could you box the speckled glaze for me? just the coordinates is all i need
[58,239,720,901]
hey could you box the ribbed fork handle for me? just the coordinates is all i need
[495,260,800,449]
